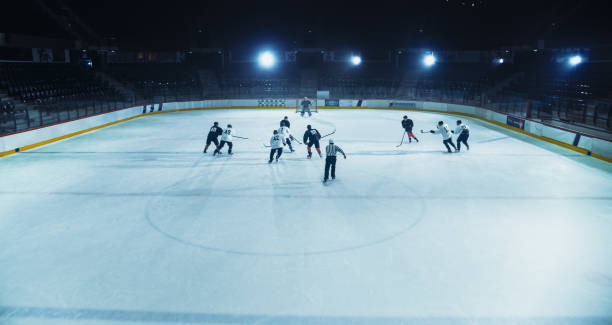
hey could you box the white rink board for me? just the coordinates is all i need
[2,98,611,161]
[0,106,142,152]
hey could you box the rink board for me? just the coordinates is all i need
[1,98,611,163]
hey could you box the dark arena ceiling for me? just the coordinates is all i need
[1,0,610,50]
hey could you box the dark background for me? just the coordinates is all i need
[1,0,610,51]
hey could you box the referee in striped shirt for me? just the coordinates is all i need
[324,138,347,183]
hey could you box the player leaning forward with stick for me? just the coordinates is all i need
[323,138,346,183]
[429,121,457,153]
[303,125,322,158]
[214,124,245,156]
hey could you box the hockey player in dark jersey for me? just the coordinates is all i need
[401,115,419,143]
[203,122,223,153]
[280,116,290,128]
[303,124,322,158]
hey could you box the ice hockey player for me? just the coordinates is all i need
[203,121,223,153]
[300,97,312,117]
[401,115,419,143]
[323,138,346,183]
[269,130,284,163]
[429,121,457,153]
[278,123,295,152]
[452,120,470,151]
[280,116,290,128]
[214,124,234,156]
[303,124,322,158]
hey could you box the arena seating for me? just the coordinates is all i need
[0,53,610,136]
[0,63,124,107]
[101,63,202,102]
[217,66,300,98]
[494,59,612,127]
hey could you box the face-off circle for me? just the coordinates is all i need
[145,179,425,256]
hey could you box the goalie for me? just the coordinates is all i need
[300,97,313,117]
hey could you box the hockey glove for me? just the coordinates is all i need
[429,130,435,134]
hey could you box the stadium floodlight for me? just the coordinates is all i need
[569,55,583,66]
[423,53,436,67]
[257,51,277,69]
[497,58,504,64]
[350,56,362,66]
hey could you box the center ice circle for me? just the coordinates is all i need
[145,181,424,256]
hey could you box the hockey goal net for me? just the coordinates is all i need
[295,98,318,113]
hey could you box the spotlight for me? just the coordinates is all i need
[257,51,276,69]
[423,54,436,67]
[350,56,362,66]
[569,55,583,66]
[497,58,504,64]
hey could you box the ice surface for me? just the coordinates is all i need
[1,109,611,324]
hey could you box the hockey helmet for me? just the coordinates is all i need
[438,121,444,126]
[403,115,407,119]
[213,121,218,125]
[227,124,232,128]
[273,130,278,134]
[328,138,334,144]
[284,116,288,119]
[307,124,312,129]
[457,120,462,125]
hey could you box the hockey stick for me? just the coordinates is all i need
[420,129,430,134]
[320,128,336,139]
[233,136,249,139]
[396,132,406,147]
[290,136,302,144]
[263,144,293,151]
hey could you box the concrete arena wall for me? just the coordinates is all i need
[1,99,611,162]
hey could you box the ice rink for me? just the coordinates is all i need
[1,109,611,324]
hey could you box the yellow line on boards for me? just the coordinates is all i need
[0,114,143,158]
[359,106,610,163]
[0,107,289,158]
[1,106,610,163]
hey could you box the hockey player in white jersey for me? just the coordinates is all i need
[214,124,235,156]
[451,120,470,151]
[268,130,284,163]
[429,121,457,153]
[278,123,295,152]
